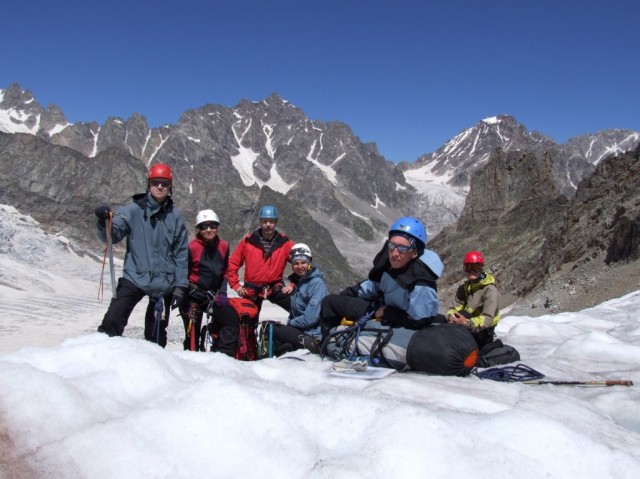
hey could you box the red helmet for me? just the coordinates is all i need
[148,163,173,180]
[463,251,485,265]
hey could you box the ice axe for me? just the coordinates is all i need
[523,379,633,387]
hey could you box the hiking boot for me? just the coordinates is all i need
[275,343,294,357]
[302,336,320,354]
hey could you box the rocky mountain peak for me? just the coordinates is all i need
[0,83,69,136]
[1,82,639,298]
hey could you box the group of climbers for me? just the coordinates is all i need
[94,163,516,372]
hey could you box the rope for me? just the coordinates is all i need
[474,363,545,382]
[349,311,376,360]
[320,310,376,361]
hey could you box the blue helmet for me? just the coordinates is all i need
[259,205,278,219]
[389,217,427,248]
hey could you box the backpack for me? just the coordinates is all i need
[476,340,520,368]
[200,297,259,360]
[229,297,259,361]
[406,324,479,376]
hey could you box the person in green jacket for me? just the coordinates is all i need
[446,250,501,350]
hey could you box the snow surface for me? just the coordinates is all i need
[1,205,640,478]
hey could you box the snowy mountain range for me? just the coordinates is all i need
[1,83,639,296]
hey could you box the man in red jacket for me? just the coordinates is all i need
[227,205,294,312]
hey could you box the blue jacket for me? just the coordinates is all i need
[358,247,444,328]
[97,192,189,298]
[287,266,329,337]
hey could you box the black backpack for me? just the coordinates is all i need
[406,324,479,376]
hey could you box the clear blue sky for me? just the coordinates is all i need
[2,0,638,163]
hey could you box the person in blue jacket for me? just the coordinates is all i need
[94,163,189,347]
[269,243,329,355]
[320,217,444,339]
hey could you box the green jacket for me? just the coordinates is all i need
[447,273,501,332]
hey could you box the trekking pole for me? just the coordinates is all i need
[107,215,117,299]
[268,322,274,358]
[98,213,117,301]
[523,379,633,387]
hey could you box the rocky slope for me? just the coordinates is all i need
[434,144,640,316]
[2,83,640,303]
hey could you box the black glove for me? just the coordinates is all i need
[171,287,186,310]
[94,205,111,227]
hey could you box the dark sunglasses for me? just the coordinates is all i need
[150,179,171,188]
[464,264,483,274]
[198,223,219,231]
[387,241,415,253]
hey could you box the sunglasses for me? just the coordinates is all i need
[198,223,219,231]
[150,179,171,188]
[464,264,483,274]
[387,241,415,253]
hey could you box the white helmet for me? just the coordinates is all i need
[196,209,220,227]
[290,243,312,263]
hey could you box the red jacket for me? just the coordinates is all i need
[227,229,293,289]
[188,235,229,292]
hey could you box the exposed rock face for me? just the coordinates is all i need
[401,114,638,237]
[507,145,640,316]
[431,148,568,301]
[0,132,147,250]
[2,83,640,301]
[559,143,640,267]
[0,131,361,291]
[433,144,640,315]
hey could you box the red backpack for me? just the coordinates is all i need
[229,297,260,361]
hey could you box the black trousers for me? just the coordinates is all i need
[270,323,319,354]
[202,305,240,357]
[98,278,170,348]
[319,294,372,339]
[251,289,291,313]
[473,327,496,351]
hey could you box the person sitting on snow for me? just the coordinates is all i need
[320,217,444,338]
[446,251,501,349]
[446,251,519,367]
[268,243,329,355]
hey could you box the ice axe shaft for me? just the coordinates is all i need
[524,380,633,387]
